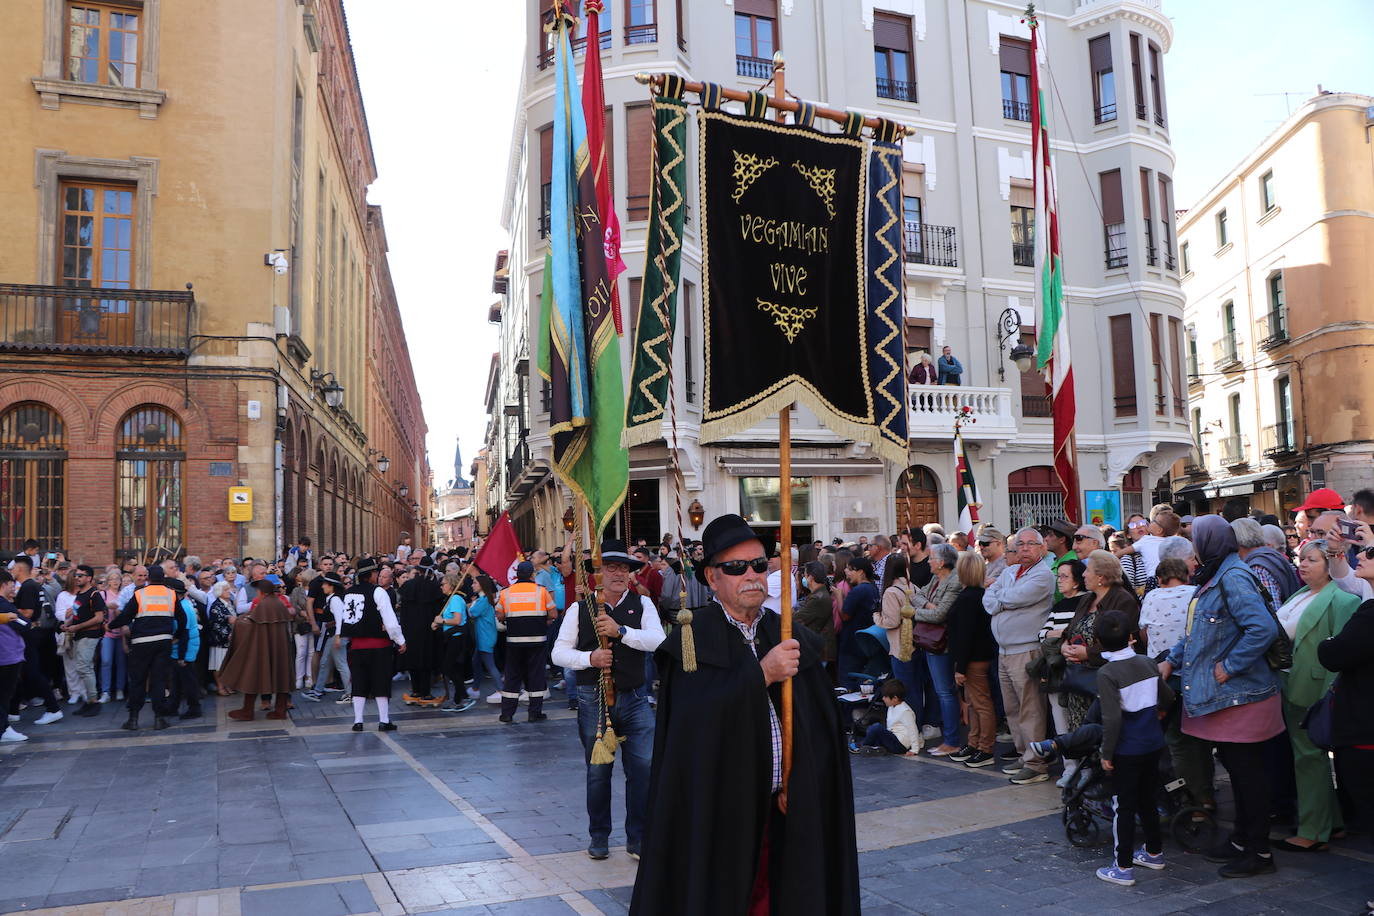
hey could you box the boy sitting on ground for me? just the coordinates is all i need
[851,678,921,756]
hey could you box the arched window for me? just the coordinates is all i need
[0,403,66,552]
[116,405,184,557]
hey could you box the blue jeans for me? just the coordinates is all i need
[924,651,962,747]
[99,638,126,694]
[472,650,501,696]
[576,684,654,848]
[864,722,910,755]
[317,636,351,694]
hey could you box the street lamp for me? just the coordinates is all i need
[996,307,1036,381]
[398,483,409,500]
[310,369,345,408]
[367,448,391,474]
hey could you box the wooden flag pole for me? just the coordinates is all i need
[773,53,795,809]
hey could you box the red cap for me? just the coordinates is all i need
[1293,487,1345,513]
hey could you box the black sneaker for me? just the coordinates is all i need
[499,715,514,724]
[528,713,548,722]
[180,709,203,720]
[964,751,995,768]
[1203,841,1246,863]
[948,745,975,762]
[121,716,139,731]
[1218,853,1276,879]
[587,843,610,860]
[75,702,101,718]
[378,721,398,732]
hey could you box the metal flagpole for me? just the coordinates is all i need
[772,52,795,810]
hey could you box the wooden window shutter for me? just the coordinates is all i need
[539,126,553,186]
[1099,169,1124,223]
[1088,35,1111,73]
[627,277,643,343]
[1168,316,1185,416]
[1150,313,1165,414]
[874,13,911,52]
[902,168,925,198]
[1000,38,1030,76]
[1009,181,1033,209]
[626,104,653,220]
[735,0,776,16]
[1139,169,1152,219]
[1110,314,1137,417]
[904,318,932,355]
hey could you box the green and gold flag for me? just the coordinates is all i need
[622,78,688,449]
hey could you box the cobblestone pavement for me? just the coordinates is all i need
[1,686,1371,915]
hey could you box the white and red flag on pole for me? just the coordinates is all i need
[1027,6,1080,524]
[578,0,627,335]
[955,421,981,534]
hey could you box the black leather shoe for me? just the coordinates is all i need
[153,717,170,731]
[121,716,139,731]
[378,721,398,732]
[180,709,203,720]
[1218,853,1277,878]
[499,715,514,724]
[351,722,364,732]
[528,713,548,722]
[76,702,101,718]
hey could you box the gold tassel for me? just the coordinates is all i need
[677,610,696,673]
[590,724,617,765]
[898,603,915,662]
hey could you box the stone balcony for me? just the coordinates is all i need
[910,385,1018,441]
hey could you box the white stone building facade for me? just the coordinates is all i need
[487,0,1193,549]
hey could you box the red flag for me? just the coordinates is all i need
[579,0,627,335]
[473,511,522,587]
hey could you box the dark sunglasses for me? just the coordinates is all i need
[1360,545,1374,561]
[712,557,769,576]
[1286,534,1301,540]
[1072,534,1094,541]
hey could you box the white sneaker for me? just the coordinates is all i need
[334,693,353,704]
[1,727,28,742]
[920,725,941,741]
[68,695,82,706]
[466,687,481,700]
[34,710,63,725]
[518,691,529,703]
[7,714,18,723]
[486,692,502,705]
[98,692,111,704]
[115,690,124,700]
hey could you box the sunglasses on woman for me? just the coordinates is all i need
[1359,545,1374,561]
[711,557,770,576]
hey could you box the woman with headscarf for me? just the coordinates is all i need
[1160,515,1282,879]
[218,575,296,720]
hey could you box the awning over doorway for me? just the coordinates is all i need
[1182,470,1285,501]
[719,457,885,477]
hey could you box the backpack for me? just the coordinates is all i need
[1218,571,1293,672]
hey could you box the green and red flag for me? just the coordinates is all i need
[1028,7,1080,523]
[579,0,626,334]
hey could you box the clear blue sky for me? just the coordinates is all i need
[1166,0,1374,206]
[345,0,1374,481]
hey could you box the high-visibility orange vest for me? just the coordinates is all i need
[135,584,176,618]
[497,581,554,643]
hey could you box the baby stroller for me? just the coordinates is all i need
[849,672,894,741]
[1049,722,1217,851]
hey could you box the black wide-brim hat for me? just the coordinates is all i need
[354,556,380,577]
[599,538,645,570]
[695,513,766,584]
[319,571,345,589]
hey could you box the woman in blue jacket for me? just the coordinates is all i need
[467,575,502,701]
[1161,515,1281,879]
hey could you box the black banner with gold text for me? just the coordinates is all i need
[698,110,879,448]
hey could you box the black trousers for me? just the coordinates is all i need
[1110,749,1163,868]
[404,625,433,696]
[18,631,61,713]
[1216,740,1271,854]
[501,642,547,719]
[126,641,174,716]
[440,630,470,696]
[169,659,201,713]
[1334,747,1374,852]
[0,662,21,724]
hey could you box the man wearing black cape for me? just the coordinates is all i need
[630,514,860,915]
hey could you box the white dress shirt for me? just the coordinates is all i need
[551,594,665,670]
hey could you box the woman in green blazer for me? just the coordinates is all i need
[1274,539,1361,850]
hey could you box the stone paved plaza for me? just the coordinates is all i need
[1,688,1371,915]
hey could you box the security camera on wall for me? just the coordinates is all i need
[265,251,289,275]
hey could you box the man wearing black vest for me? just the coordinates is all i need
[552,540,664,862]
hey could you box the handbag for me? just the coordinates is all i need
[1059,662,1100,697]
[913,621,947,653]
[1300,680,1337,752]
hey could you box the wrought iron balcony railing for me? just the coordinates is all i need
[1257,309,1288,350]
[1104,221,1127,269]
[1213,335,1240,371]
[876,77,918,103]
[0,283,193,357]
[903,222,958,268]
[1261,422,1297,459]
[625,23,657,45]
[1219,434,1247,467]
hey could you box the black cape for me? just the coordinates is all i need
[398,573,442,664]
[630,604,860,916]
